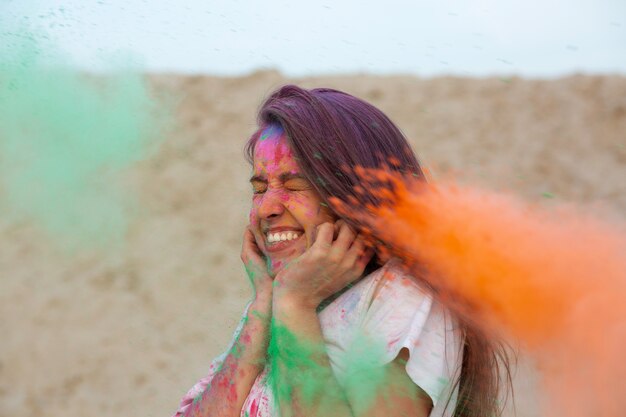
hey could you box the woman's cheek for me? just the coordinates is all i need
[249,195,262,225]
[286,195,316,216]
[248,209,258,227]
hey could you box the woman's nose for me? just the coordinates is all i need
[256,190,286,219]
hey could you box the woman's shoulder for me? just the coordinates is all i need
[364,259,463,413]
[360,258,436,331]
[368,257,432,305]
[320,258,463,412]
[318,258,433,330]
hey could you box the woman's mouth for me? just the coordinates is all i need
[265,230,303,252]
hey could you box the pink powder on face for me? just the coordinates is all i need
[253,127,293,177]
[249,211,259,227]
[278,192,289,203]
[249,126,335,276]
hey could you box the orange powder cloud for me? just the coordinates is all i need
[334,173,626,417]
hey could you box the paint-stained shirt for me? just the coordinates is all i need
[172,259,463,417]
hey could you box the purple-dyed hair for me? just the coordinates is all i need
[244,85,426,215]
[244,85,512,417]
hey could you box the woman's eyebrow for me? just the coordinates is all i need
[249,175,266,183]
[279,172,307,182]
[249,173,307,183]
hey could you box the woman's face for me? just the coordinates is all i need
[249,125,336,276]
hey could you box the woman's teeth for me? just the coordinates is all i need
[267,231,299,243]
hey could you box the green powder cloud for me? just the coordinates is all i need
[268,320,411,416]
[0,27,170,251]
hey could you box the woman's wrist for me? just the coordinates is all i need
[272,290,319,318]
[252,279,273,300]
[246,288,271,327]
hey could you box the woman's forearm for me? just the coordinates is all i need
[271,295,354,417]
[183,291,272,417]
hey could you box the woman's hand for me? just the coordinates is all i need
[273,220,374,310]
[241,226,273,299]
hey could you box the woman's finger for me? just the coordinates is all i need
[312,222,334,251]
[356,247,375,271]
[242,227,264,262]
[333,219,345,239]
[343,234,365,266]
[242,227,256,252]
[331,220,356,257]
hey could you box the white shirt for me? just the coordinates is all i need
[173,259,463,417]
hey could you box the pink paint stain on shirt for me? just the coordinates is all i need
[249,398,259,417]
[387,337,400,350]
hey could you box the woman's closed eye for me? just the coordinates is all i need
[251,180,267,194]
[284,178,312,192]
[251,179,311,195]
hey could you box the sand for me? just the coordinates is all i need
[1,71,624,417]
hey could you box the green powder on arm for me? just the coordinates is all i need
[267,319,394,416]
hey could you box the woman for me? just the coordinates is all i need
[172,85,511,417]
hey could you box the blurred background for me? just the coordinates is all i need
[1,1,624,416]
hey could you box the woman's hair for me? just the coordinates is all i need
[245,84,513,417]
[245,85,425,209]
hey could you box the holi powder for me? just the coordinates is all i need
[0,28,170,251]
[330,169,626,417]
[268,319,413,417]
